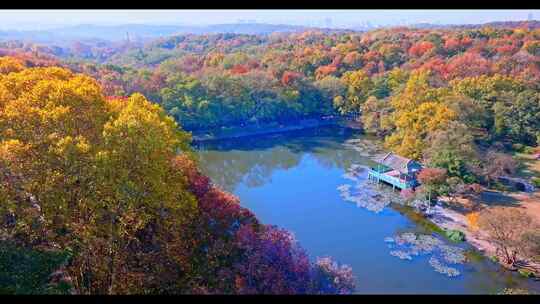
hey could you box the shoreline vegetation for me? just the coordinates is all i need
[398,186,540,280]
[2,19,540,294]
[338,136,540,283]
[0,65,357,295]
[190,116,359,142]
[387,187,540,281]
[429,200,540,280]
[393,178,540,280]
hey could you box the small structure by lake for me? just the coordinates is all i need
[368,152,422,190]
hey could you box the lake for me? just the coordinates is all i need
[195,125,540,294]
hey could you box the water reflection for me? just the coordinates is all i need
[196,126,371,191]
[194,125,540,294]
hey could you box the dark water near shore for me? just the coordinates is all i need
[195,125,540,294]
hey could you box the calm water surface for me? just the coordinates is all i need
[195,125,540,294]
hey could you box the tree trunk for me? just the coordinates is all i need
[82,248,92,294]
[107,214,116,295]
[502,247,513,266]
[511,250,518,266]
[108,248,115,294]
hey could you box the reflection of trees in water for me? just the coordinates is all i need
[196,126,371,192]
[310,144,365,171]
[198,146,300,192]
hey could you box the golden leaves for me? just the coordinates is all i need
[0,139,30,164]
[387,102,456,160]
[0,63,194,239]
[0,56,25,75]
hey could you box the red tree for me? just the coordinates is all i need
[445,51,491,79]
[231,64,249,75]
[417,168,448,185]
[408,41,435,57]
[314,65,337,80]
[281,71,303,86]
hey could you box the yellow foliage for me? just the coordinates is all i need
[383,69,458,160]
[0,56,25,75]
[385,101,456,160]
[337,69,373,114]
[387,68,409,93]
[391,69,434,111]
[0,65,196,292]
[450,74,523,100]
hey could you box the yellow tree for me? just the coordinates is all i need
[0,56,25,75]
[0,61,196,294]
[385,69,456,159]
[87,94,195,294]
[335,70,374,115]
[390,69,440,112]
[450,74,523,101]
[386,102,456,160]
[0,66,110,246]
[387,67,409,93]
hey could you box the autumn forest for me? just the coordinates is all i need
[1,15,540,294]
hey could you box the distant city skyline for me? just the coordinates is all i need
[0,10,538,31]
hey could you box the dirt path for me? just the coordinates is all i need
[506,191,540,224]
[438,152,540,257]
[431,152,540,277]
[429,204,498,258]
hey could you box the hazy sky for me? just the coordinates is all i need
[0,10,539,30]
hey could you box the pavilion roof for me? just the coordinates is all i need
[375,152,413,174]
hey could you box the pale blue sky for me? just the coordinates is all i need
[0,10,538,30]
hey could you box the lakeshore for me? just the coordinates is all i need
[196,125,540,293]
[429,194,540,280]
[427,149,540,280]
[340,137,540,282]
[190,117,360,143]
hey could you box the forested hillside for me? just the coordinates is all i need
[1,22,540,292]
[0,61,355,294]
[2,24,540,169]
[44,25,540,139]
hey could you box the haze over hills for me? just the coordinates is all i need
[2,19,540,47]
[1,19,539,63]
[0,23,337,45]
[406,20,540,30]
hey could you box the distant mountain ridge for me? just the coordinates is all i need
[2,20,539,46]
[408,20,540,30]
[0,23,332,45]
